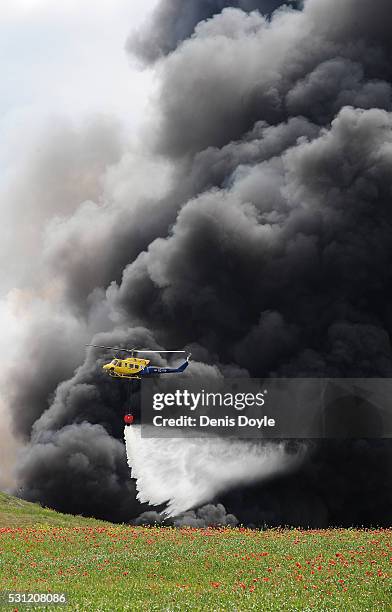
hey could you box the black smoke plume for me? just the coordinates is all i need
[134,503,238,527]
[8,0,392,525]
[127,0,299,64]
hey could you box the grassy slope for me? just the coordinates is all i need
[0,491,108,528]
[0,494,390,611]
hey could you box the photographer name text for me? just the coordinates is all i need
[152,415,276,429]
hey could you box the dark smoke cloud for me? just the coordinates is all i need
[109,107,392,378]
[149,4,392,157]
[221,439,392,527]
[127,0,299,64]
[9,0,392,525]
[17,422,143,522]
[134,503,238,527]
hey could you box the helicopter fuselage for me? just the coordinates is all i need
[102,356,189,379]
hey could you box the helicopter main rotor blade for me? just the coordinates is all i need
[86,345,186,354]
[133,350,186,353]
[86,344,135,353]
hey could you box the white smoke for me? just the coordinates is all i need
[0,399,21,491]
[125,425,305,516]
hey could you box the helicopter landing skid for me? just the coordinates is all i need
[109,371,141,380]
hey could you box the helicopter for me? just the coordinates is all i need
[86,345,191,380]
[86,345,191,426]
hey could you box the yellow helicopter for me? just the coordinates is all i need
[86,345,191,380]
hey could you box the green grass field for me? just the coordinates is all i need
[0,493,390,611]
[0,492,107,529]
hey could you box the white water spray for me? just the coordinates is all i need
[125,425,305,517]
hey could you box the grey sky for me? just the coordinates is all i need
[0,0,158,168]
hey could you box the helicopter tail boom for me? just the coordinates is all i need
[141,354,191,376]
